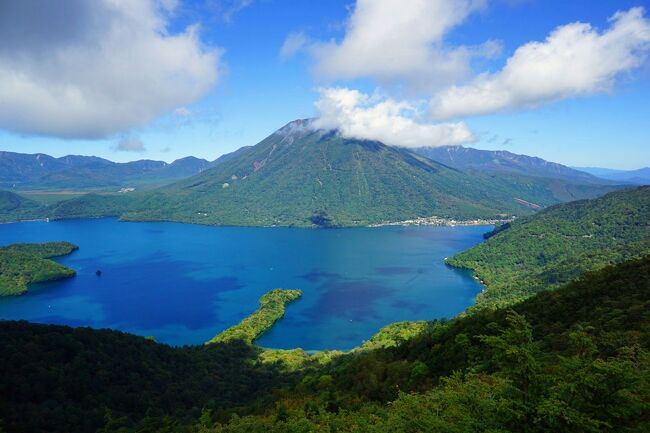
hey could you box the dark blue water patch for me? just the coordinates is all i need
[390,299,429,314]
[298,270,343,282]
[71,256,243,329]
[0,219,490,350]
[302,279,392,321]
[375,266,427,275]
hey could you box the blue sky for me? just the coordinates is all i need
[0,0,648,169]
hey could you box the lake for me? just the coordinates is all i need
[0,218,487,350]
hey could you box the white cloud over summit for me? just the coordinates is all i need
[0,0,220,139]
[430,7,650,119]
[308,0,484,148]
[312,88,474,148]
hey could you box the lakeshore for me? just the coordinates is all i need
[368,215,515,228]
[0,218,486,349]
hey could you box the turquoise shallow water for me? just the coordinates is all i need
[0,218,488,350]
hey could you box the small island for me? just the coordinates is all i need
[207,288,302,345]
[0,242,79,296]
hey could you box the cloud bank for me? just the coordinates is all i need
[430,7,650,119]
[297,1,650,147]
[312,88,474,148]
[0,0,220,139]
[311,0,487,91]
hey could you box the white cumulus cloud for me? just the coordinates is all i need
[310,0,486,91]
[430,7,650,119]
[312,88,475,148]
[0,0,221,139]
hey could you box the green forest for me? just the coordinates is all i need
[1,255,648,432]
[0,242,78,296]
[0,191,44,223]
[448,186,650,308]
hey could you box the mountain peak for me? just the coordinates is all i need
[151,122,621,227]
[273,118,317,141]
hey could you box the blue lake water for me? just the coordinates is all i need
[0,218,488,350]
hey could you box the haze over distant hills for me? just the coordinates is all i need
[413,146,612,184]
[0,151,215,191]
[573,166,650,185]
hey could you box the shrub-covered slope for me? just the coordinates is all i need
[448,186,650,307]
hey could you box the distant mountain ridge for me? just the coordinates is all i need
[1,137,623,193]
[0,120,626,226]
[573,166,650,185]
[0,151,215,190]
[414,145,610,184]
[112,120,622,226]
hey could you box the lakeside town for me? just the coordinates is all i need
[368,215,515,228]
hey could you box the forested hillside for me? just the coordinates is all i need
[0,190,43,222]
[0,242,78,296]
[1,256,648,432]
[448,186,650,307]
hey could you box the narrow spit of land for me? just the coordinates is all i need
[207,288,302,345]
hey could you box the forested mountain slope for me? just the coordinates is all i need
[0,121,624,226]
[448,186,650,307]
[36,120,620,227]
